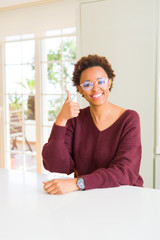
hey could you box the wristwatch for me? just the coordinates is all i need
[77,178,85,190]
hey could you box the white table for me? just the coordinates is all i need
[0,168,160,240]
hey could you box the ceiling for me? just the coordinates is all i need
[0,0,51,8]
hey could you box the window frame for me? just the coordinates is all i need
[0,29,77,172]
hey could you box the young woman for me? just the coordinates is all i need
[42,54,143,195]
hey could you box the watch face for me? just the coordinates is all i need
[77,178,85,190]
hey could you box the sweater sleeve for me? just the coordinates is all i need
[42,120,75,175]
[81,112,143,190]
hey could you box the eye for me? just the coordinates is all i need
[84,83,90,87]
[97,78,105,85]
[83,81,92,88]
[99,80,105,84]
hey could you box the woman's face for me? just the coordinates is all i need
[77,66,112,107]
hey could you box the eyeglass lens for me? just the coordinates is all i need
[82,78,108,91]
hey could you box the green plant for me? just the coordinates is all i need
[20,78,35,93]
[48,98,62,121]
[63,38,76,59]
[19,78,35,120]
[47,38,76,84]
[9,95,22,112]
[46,38,76,120]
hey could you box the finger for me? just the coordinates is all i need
[70,102,80,108]
[66,91,71,102]
[49,188,59,195]
[71,106,80,113]
[70,104,80,111]
[73,111,80,116]
[43,180,55,190]
[44,184,56,193]
[71,106,80,112]
[70,106,80,111]
[54,191,63,195]
[74,106,80,111]
[72,113,80,118]
[49,190,62,195]
[70,106,79,112]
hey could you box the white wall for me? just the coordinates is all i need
[0,0,76,41]
[77,0,158,188]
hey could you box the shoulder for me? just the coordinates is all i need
[113,108,141,132]
[111,104,140,123]
[119,109,141,135]
[124,109,140,123]
[119,109,141,144]
[111,104,141,128]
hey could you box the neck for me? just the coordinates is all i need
[90,101,112,122]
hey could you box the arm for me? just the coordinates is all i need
[81,112,143,190]
[42,121,75,174]
[42,91,80,175]
[42,120,82,194]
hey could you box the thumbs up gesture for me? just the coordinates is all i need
[65,90,71,103]
[55,91,80,126]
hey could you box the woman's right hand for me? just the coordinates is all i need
[55,91,80,126]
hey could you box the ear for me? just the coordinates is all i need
[108,79,112,89]
[77,85,83,95]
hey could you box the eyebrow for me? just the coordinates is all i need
[97,77,106,80]
[84,77,106,82]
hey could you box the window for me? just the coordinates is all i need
[5,34,36,171]
[3,28,76,172]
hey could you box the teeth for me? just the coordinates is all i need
[92,93,102,98]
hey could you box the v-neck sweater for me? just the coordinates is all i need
[42,107,143,190]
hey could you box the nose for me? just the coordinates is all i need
[92,80,99,91]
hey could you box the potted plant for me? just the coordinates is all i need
[20,78,35,120]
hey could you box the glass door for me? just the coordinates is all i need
[3,28,76,173]
[4,36,36,171]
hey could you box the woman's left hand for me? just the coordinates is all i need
[43,178,79,195]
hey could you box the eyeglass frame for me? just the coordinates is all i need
[79,77,109,91]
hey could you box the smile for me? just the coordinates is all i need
[91,93,103,98]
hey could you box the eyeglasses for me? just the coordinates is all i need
[80,77,108,91]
